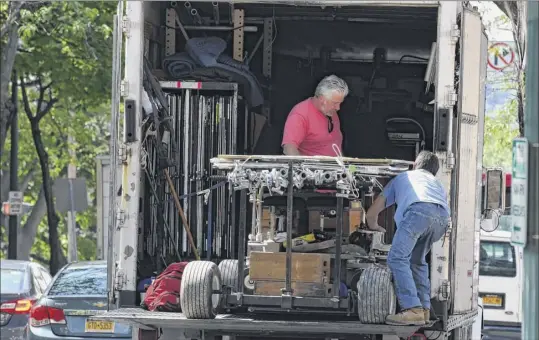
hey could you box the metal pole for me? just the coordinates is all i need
[67,107,78,263]
[523,3,539,339]
[207,190,213,260]
[284,161,294,294]
[237,189,247,293]
[333,197,344,299]
[67,177,78,262]
[183,89,190,253]
[230,184,236,259]
[183,25,258,32]
[8,70,18,260]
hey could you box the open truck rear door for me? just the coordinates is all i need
[449,6,488,336]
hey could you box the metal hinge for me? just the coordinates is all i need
[438,280,451,301]
[116,209,126,228]
[447,88,458,106]
[120,80,128,98]
[121,16,130,34]
[450,25,460,44]
[446,152,455,170]
[118,143,128,163]
[114,269,127,290]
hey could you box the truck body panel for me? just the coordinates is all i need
[102,0,490,337]
[95,155,122,261]
[115,0,144,306]
[451,7,488,314]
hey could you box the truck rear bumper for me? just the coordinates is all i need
[482,323,521,340]
[93,308,433,338]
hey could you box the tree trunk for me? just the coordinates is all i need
[17,188,47,260]
[0,3,22,157]
[517,83,525,136]
[29,119,67,274]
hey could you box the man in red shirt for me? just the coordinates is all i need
[282,75,349,157]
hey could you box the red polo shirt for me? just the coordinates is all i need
[281,98,343,156]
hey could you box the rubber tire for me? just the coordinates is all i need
[357,266,397,324]
[180,261,222,319]
[218,259,239,292]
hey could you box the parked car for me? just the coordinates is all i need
[28,261,131,340]
[1,260,52,340]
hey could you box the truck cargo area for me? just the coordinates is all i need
[138,0,440,272]
[95,308,437,339]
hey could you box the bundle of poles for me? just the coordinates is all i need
[141,81,244,269]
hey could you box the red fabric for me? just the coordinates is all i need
[281,98,343,156]
[141,262,188,312]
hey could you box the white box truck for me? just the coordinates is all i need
[94,1,504,339]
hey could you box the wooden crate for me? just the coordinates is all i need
[249,252,331,283]
[254,280,330,297]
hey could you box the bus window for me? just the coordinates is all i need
[479,241,516,277]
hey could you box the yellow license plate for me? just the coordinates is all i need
[483,295,502,307]
[85,320,115,333]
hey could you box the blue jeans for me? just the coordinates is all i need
[387,202,449,310]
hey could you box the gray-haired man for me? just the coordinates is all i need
[281,75,349,156]
[366,151,451,325]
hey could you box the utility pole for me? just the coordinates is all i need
[67,110,78,263]
[8,71,19,260]
[522,2,539,339]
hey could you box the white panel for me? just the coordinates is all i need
[98,158,123,262]
[117,0,144,294]
[430,1,458,300]
[453,7,485,313]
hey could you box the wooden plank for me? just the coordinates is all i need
[249,252,330,283]
[254,280,329,297]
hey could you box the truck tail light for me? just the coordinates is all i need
[0,298,35,314]
[29,305,66,327]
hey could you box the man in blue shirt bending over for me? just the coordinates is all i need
[366,151,450,326]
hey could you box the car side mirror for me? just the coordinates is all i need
[484,168,505,212]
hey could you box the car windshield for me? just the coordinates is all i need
[48,266,107,296]
[0,269,25,294]
[479,241,516,277]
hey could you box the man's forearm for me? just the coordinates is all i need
[283,144,301,156]
[366,193,386,225]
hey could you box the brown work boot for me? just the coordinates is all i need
[385,307,426,326]
[424,308,430,322]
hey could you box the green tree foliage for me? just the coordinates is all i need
[483,98,520,170]
[1,1,115,272]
